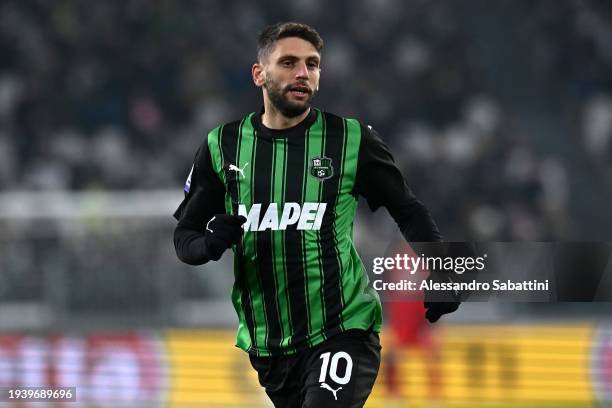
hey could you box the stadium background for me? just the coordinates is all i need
[1,0,612,406]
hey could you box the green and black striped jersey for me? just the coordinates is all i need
[174,108,441,356]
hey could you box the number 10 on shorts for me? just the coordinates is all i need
[319,351,353,385]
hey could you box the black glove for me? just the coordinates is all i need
[424,301,460,323]
[421,242,480,322]
[204,214,247,261]
[424,271,461,323]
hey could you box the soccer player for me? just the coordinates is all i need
[173,22,459,408]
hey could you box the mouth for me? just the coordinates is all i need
[287,84,311,98]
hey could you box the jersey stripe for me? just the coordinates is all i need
[315,111,327,341]
[338,119,363,318]
[319,112,347,339]
[220,120,257,353]
[302,112,325,340]
[252,132,283,355]
[272,138,293,352]
[268,139,287,353]
[300,126,314,343]
[246,125,271,355]
[236,121,257,352]
[283,124,310,349]
[335,118,349,331]
[337,119,383,331]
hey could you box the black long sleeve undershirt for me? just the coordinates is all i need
[174,226,211,265]
[173,142,226,265]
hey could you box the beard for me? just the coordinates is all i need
[264,75,316,118]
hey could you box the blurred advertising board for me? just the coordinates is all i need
[0,332,166,407]
[0,325,609,407]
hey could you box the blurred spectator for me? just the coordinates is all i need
[1,0,612,240]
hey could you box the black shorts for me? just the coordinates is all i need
[249,329,381,408]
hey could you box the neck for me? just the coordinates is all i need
[261,100,310,130]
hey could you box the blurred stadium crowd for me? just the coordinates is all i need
[1,0,612,241]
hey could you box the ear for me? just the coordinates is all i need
[252,63,265,87]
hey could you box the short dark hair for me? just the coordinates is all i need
[257,22,323,63]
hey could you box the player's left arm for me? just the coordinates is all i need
[353,124,460,322]
[353,124,441,243]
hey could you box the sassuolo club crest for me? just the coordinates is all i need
[310,156,333,181]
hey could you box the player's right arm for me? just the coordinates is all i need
[354,124,461,322]
[173,140,245,265]
[353,125,442,243]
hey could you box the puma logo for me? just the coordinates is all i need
[320,383,342,400]
[228,162,249,178]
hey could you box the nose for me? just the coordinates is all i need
[295,61,309,79]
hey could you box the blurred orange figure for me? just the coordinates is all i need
[383,242,443,404]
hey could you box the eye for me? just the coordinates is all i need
[281,60,294,67]
[307,62,319,70]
